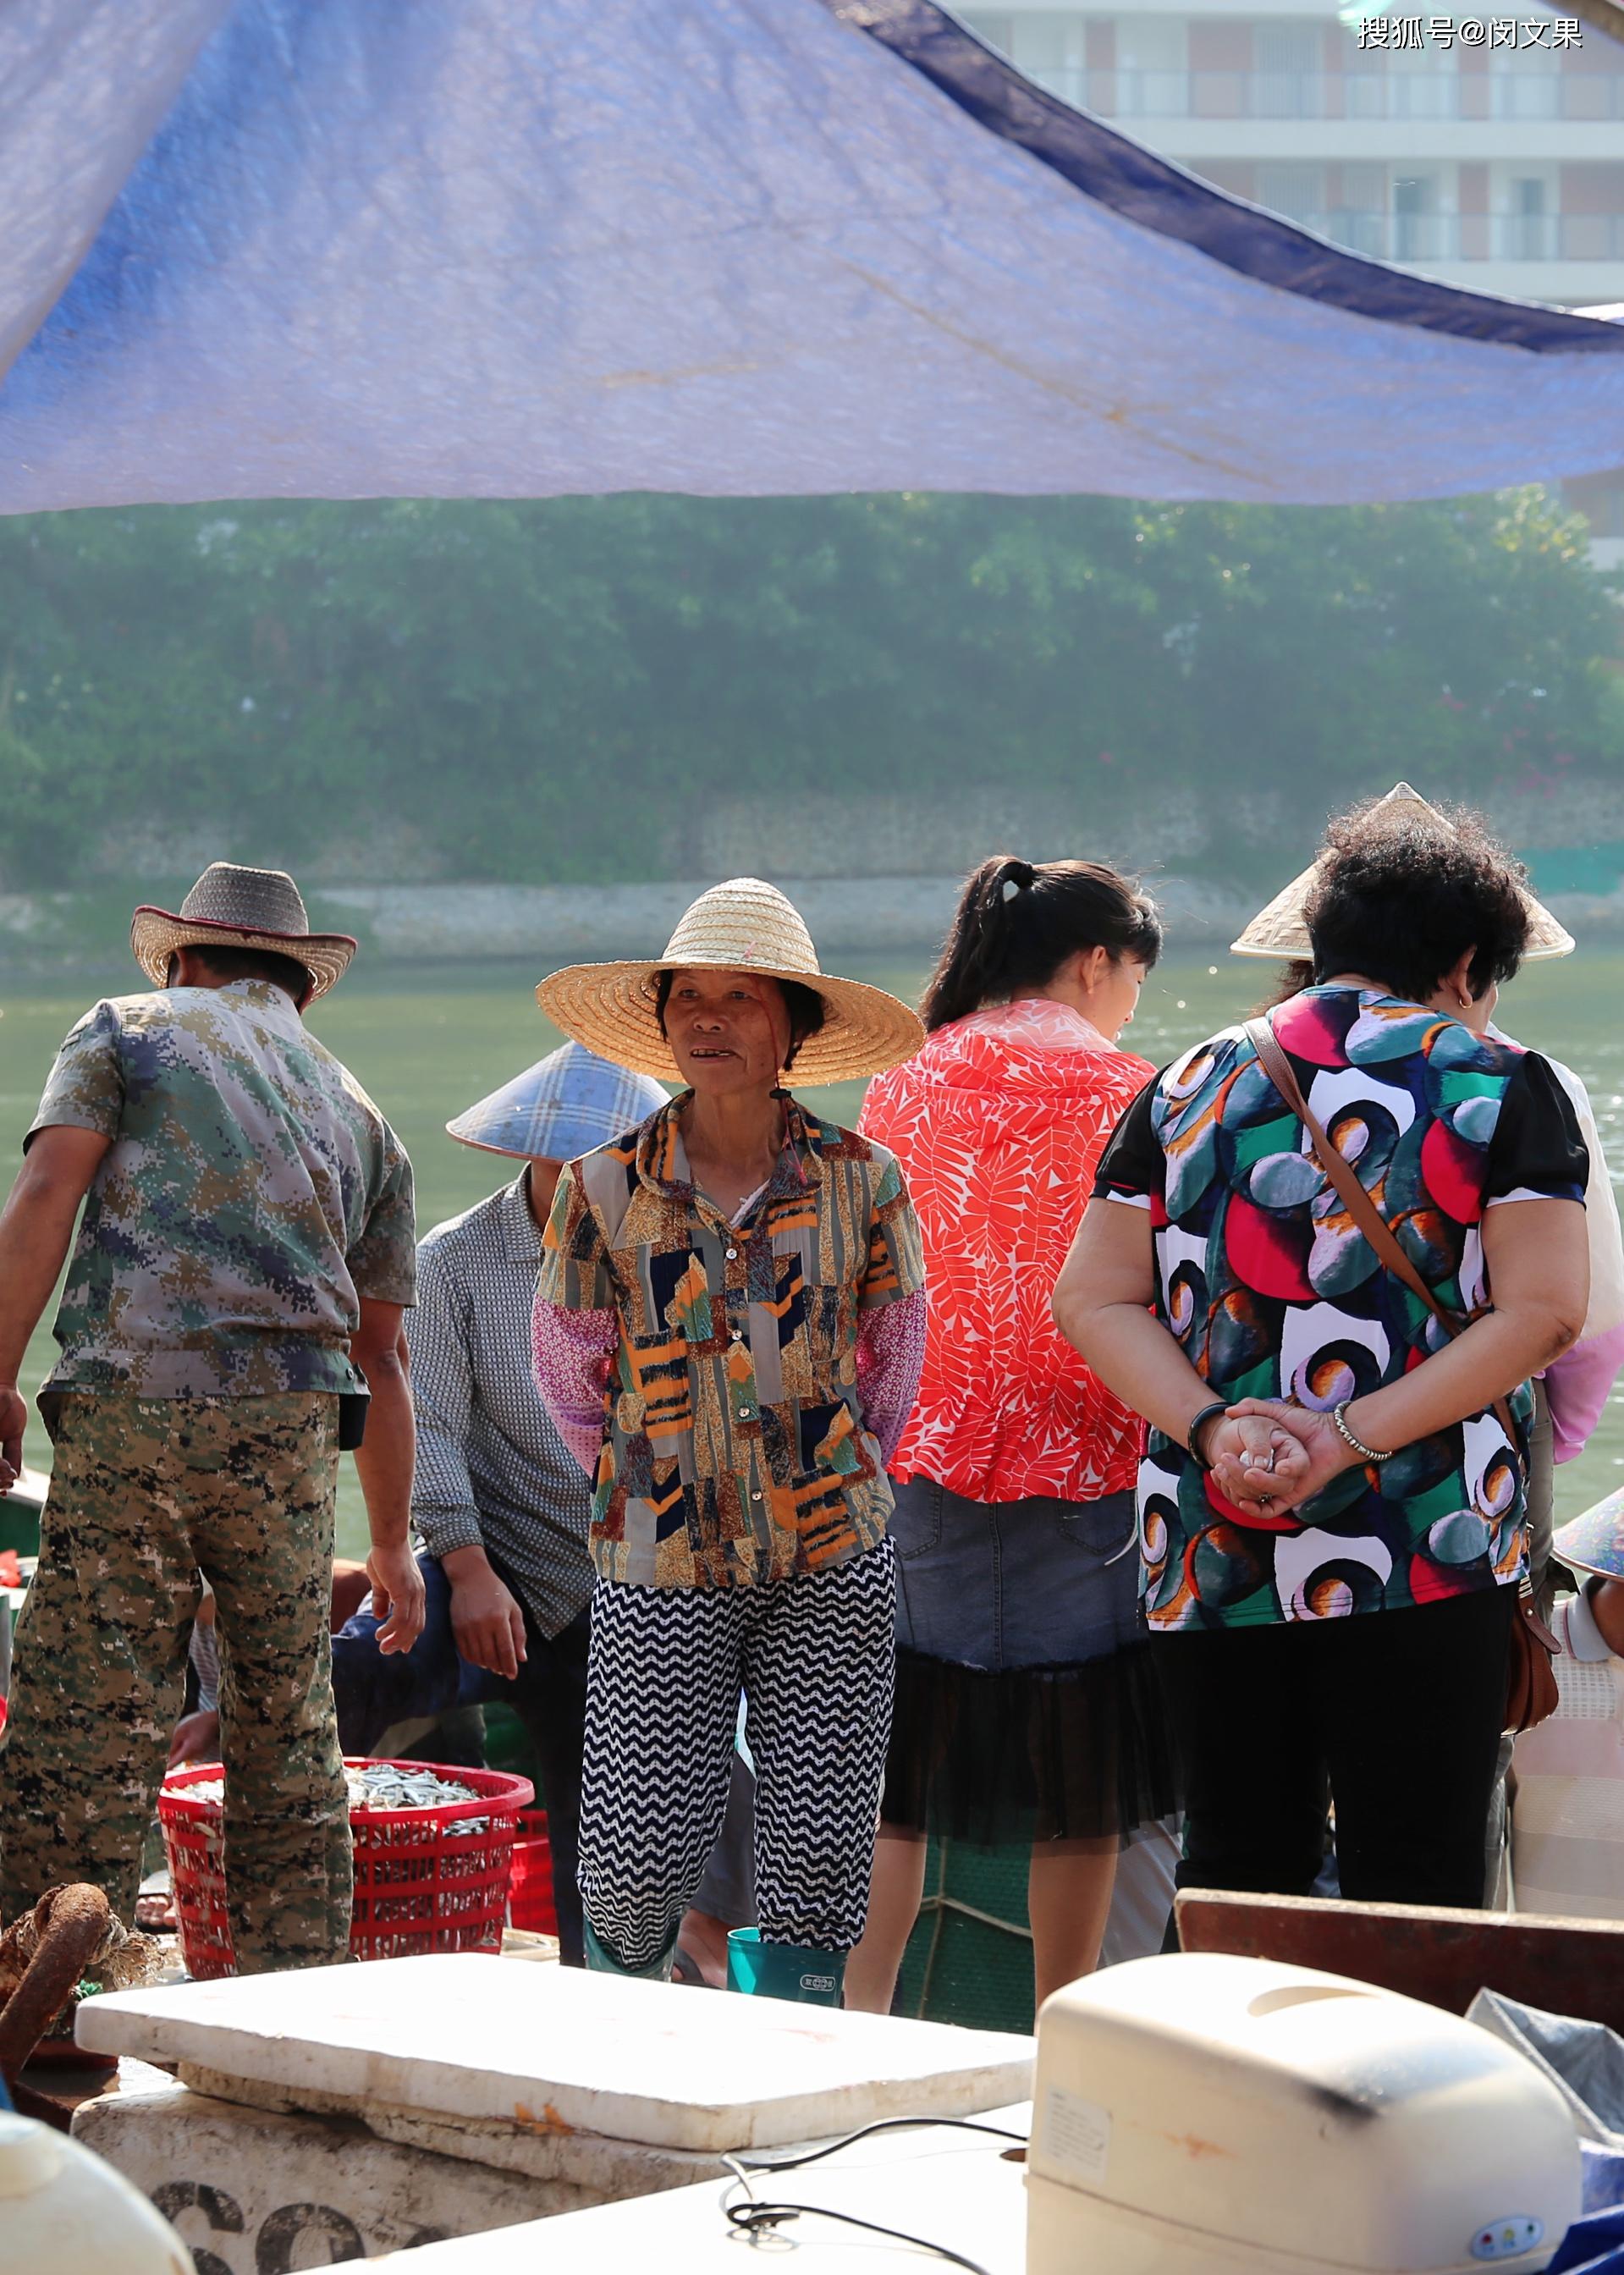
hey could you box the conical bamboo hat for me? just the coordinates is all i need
[1230,783,1575,962]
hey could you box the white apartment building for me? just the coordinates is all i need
[958,2,1624,552]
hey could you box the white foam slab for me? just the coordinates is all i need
[373,2101,1033,2273]
[76,1956,1033,2151]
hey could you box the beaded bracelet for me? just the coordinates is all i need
[1186,1400,1229,1470]
[1331,1402,1393,1464]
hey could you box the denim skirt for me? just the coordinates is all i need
[882,1477,1180,1847]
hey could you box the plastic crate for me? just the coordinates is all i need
[159,1758,533,1979]
[507,1808,558,1936]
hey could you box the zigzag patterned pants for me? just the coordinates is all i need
[580,1540,896,1969]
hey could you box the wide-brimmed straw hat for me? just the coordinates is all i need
[1230,782,1576,963]
[1553,1492,1624,1584]
[448,1042,669,1160]
[131,862,357,1000]
[536,878,925,1084]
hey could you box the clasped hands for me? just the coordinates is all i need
[1198,1399,1367,1518]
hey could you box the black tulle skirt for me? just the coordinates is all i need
[881,1639,1181,1848]
[880,1476,1181,1847]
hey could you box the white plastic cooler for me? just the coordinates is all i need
[1027,1954,1580,2275]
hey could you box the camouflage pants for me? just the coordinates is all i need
[0,1392,351,1973]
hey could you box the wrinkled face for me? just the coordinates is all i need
[663,967,791,1096]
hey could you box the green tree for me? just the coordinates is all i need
[0,488,1615,890]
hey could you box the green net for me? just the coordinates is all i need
[896,1839,1035,2035]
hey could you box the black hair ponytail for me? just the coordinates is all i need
[920,855,1162,1033]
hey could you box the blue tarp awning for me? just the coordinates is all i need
[2,0,1622,511]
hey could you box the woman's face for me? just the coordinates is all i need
[663,967,791,1096]
[1082,950,1149,1043]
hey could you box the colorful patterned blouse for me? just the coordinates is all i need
[860,997,1153,1503]
[535,1093,927,1589]
[1093,986,1588,1633]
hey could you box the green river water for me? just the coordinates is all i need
[5,948,1624,1559]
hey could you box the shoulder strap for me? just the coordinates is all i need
[1242,1017,1522,1458]
[1243,1018,1452,1331]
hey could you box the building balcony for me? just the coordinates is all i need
[1036,65,1624,123]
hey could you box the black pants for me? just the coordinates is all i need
[333,1552,590,1967]
[1153,1586,1515,1911]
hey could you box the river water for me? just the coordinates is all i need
[5,948,1623,1557]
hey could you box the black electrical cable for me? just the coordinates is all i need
[719,2114,1029,2273]
[724,2195,997,2273]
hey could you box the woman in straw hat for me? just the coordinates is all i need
[843,855,1181,2018]
[532,879,928,2002]
[1054,796,1592,1910]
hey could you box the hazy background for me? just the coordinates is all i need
[0,488,1620,916]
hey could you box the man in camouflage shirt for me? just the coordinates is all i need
[0,863,424,1972]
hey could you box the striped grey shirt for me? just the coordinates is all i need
[408,1175,592,1638]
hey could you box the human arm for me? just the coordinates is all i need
[1545,1322,1624,1464]
[531,1297,617,1475]
[1542,1063,1624,1461]
[169,1598,222,1767]
[855,1288,927,1468]
[1230,1048,1590,1507]
[1228,1194,1587,1508]
[0,1126,112,1488]
[406,1242,526,1679]
[532,1163,620,1476]
[1051,1197,1308,1506]
[350,1299,426,1655]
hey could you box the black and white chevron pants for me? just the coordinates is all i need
[579,1539,896,1969]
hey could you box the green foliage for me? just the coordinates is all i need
[0,489,1616,888]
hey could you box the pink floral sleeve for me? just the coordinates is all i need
[856,1286,927,1469]
[532,1292,618,1475]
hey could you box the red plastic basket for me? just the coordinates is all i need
[158,1758,534,1980]
[507,1807,558,1936]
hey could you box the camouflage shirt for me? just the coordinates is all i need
[28,980,416,1398]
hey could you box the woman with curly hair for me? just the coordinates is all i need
[1054,801,1590,1909]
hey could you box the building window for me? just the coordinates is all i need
[1252,24,1323,118]
[1257,164,1323,229]
[1492,45,1562,121]
[1504,176,1552,262]
[1117,18,1187,117]
[1387,51,1459,122]
[1332,163,1388,258]
[1393,174,1442,262]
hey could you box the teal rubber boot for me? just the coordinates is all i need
[583,1919,679,1982]
[725,1929,845,2006]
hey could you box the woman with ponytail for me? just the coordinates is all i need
[845,855,1181,2017]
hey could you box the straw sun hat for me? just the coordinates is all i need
[131,862,357,1000]
[1230,782,1576,963]
[536,879,925,1084]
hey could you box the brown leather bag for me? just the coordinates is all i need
[1243,1017,1561,1734]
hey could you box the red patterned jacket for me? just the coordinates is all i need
[861,997,1153,1505]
